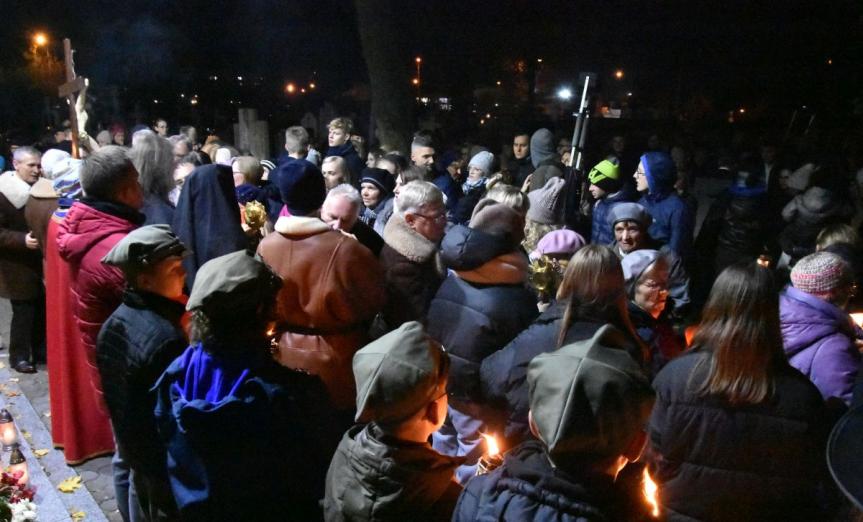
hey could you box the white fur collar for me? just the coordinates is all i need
[0,171,33,209]
[274,215,331,236]
[382,214,438,262]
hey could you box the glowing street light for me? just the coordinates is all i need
[33,32,48,47]
[557,87,573,101]
[309,82,316,90]
[415,56,422,64]
[412,78,420,86]
[614,69,624,80]
[285,82,296,94]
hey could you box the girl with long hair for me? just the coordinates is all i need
[480,244,646,446]
[648,262,827,520]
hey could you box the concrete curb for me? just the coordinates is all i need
[0,362,108,522]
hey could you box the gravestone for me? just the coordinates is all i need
[233,108,270,160]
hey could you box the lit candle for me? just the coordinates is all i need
[8,444,28,485]
[476,433,503,475]
[642,467,660,518]
[0,410,17,450]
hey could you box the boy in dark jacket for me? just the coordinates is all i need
[453,326,655,521]
[324,321,463,521]
[98,224,190,520]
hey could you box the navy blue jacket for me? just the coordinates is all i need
[481,307,641,445]
[591,188,633,246]
[638,190,693,260]
[427,225,537,403]
[649,350,827,521]
[153,342,336,521]
[453,441,631,521]
[141,194,175,226]
[172,164,247,288]
[96,290,186,480]
[433,171,463,214]
[327,142,364,187]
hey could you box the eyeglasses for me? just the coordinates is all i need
[415,212,447,224]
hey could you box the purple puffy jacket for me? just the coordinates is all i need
[780,286,862,405]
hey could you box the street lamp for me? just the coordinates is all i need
[614,69,624,80]
[33,32,48,47]
[557,87,573,101]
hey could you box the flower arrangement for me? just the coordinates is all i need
[0,471,35,522]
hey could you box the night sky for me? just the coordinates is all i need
[2,0,861,132]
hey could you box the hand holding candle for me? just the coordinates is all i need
[476,433,503,476]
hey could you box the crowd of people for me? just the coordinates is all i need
[1,111,863,521]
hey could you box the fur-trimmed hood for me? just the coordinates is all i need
[274,215,331,237]
[0,171,33,209]
[382,213,438,263]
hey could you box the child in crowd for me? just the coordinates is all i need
[324,322,463,521]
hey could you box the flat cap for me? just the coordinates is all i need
[353,321,448,424]
[102,224,189,276]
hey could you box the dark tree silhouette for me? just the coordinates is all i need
[354,0,414,153]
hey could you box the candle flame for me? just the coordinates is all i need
[851,313,863,328]
[481,433,499,456]
[642,468,660,518]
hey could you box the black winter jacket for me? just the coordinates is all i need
[649,350,828,521]
[96,290,186,477]
[453,441,632,522]
[480,304,641,445]
[697,186,770,275]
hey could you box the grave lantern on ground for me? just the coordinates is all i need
[0,410,17,450]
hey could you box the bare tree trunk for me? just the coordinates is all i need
[354,0,413,153]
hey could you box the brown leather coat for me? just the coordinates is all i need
[257,216,385,409]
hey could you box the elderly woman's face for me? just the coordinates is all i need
[633,262,669,319]
[614,221,643,254]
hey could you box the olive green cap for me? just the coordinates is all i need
[102,224,189,277]
[353,321,448,424]
[186,250,281,315]
[528,325,654,461]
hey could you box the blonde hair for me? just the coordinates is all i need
[328,117,353,134]
[816,224,860,250]
[485,183,530,216]
[232,156,263,185]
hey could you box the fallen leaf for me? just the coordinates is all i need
[20,430,31,442]
[33,449,50,458]
[58,476,83,493]
[3,390,20,397]
[71,510,85,520]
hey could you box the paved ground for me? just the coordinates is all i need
[0,298,119,521]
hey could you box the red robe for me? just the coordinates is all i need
[45,215,114,464]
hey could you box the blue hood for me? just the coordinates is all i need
[640,152,676,196]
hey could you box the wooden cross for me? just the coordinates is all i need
[57,38,86,159]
